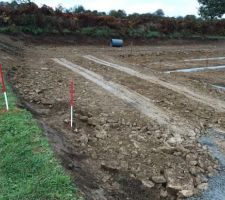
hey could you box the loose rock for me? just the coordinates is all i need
[141,180,155,189]
[164,169,194,192]
[152,175,167,184]
[79,116,88,122]
[95,129,108,139]
[197,183,208,191]
[178,190,194,198]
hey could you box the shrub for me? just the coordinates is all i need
[146,31,160,38]
[21,26,44,35]
[0,24,19,33]
[128,28,145,38]
[80,27,95,36]
[93,27,112,37]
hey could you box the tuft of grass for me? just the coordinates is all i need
[0,83,81,200]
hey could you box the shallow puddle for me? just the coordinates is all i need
[165,65,225,73]
[184,57,225,62]
[212,85,225,91]
[189,129,225,200]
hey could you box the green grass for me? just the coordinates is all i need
[80,27,95,36]
[146,31,160,38]
[0,83,81,199]
[206,35,225,40]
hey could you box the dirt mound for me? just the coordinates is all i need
[2,35,225,199]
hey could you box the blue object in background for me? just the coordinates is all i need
[111,39,123,47]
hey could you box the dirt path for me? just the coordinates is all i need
[83,55,225,112]
[53,58,193,139]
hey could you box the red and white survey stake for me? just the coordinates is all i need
[70,80,74,128]
[0,64,9,111]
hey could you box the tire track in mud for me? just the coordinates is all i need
[53,58,192,137]
[83,55,225,112]
[0,41,22,56]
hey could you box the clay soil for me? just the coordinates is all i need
[1,35,225,200]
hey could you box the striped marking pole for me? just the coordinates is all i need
[0,64,9,111]
[70,80,74,128]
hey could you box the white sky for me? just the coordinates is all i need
[3,0,200,17]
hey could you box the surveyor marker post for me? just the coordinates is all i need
[70,80,74,128]
[0,64,9,111]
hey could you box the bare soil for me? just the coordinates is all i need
[1,34,225,200]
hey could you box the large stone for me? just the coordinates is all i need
[207,166,214,173]
[152,175,167,184]
[95,129,107,139]
[101,161,120,172]
[120,161,128,169]
[197,183,208,191]
[141,180,155,189]
[79,134,89,145]
[190,161,198,166]
[79,116,88,122]
[190,166,200,176]
[195,174,208,185]
[87,118,97,126]
[160,189,168,198]
[167,134,183,145]
[164,169,194,191]
[178,190,194,198]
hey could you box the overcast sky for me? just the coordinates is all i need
[3,0,200,17]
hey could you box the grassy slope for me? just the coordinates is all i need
[0,84,81,199]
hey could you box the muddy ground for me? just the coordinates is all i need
[1,34,225,200]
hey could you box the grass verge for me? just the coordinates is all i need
[0,83,81,199]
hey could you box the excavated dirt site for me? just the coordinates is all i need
[1,35,225,200]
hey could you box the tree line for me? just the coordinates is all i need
[0,0,224,38]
